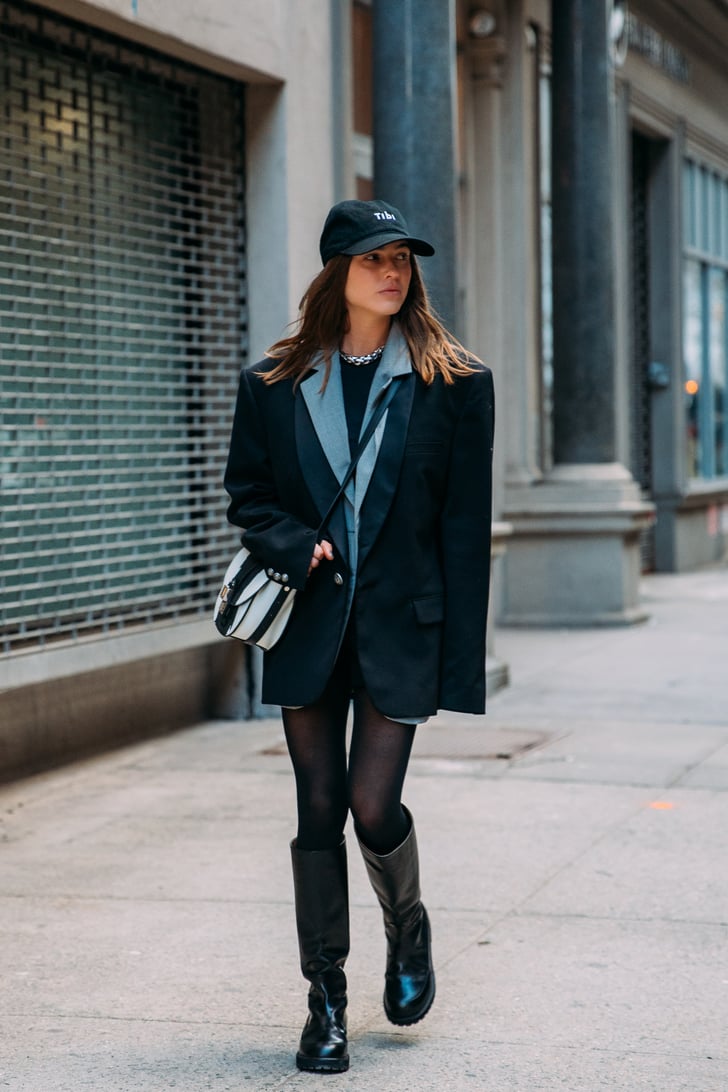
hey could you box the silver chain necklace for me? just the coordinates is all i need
[339,345,385,367]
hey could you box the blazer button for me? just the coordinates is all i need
[333,572,344,586]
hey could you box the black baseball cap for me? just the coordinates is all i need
[319,199,435,265]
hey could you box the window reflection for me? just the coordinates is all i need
[683,161,728,481]
[709,269,726,475]
[682,259,702,477]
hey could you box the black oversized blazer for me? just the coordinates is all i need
[224,328,495,719]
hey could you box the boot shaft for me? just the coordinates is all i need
[291,838,350,978]
[290,839,351,1073]
[356,808,436,1027]
[357,806,421,925]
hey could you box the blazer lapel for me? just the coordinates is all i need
[355,326,415,569]
[297,359,355,564]
[300,356,351,487]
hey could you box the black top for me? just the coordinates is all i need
[340,359,378,457]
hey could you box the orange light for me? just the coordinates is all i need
[649,801,675,810]
[685,379,699,395]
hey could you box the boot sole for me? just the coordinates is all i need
[296,1052,350,1073]
[384,973,436,1027]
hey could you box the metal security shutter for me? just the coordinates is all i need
[0,0,246,652]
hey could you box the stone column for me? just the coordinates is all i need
[551,0,617,465]
[501,0,654,626]
[464,27,507,511]
[372,0,458,332]
[330,0,353,201]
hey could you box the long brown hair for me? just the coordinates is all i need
[260,253,477,389]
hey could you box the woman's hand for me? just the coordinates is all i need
[308,539,335,575]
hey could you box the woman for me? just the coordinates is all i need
[224,199,494,1074]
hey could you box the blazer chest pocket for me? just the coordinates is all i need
[412,594,445,625]
[405,439,444,454]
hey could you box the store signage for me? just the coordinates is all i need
[627,13,690,84]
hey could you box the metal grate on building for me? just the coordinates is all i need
[0,0,246,653]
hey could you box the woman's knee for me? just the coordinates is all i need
[297,782,348,833]
[348,787,392,840]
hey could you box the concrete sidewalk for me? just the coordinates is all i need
[2,567,728,1091]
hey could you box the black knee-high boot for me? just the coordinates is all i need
[357,808,435,1026]
[290,838,350,1073]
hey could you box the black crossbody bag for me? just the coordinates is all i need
[213,380,400,649]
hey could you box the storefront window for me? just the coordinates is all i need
[682,160,728,480]
[682,259,703,477]
[709,268,727,476]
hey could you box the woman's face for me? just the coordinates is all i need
[343,242,412,325]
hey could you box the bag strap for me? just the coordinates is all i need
[316,377,401,537]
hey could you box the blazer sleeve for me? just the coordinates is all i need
[438,365,495,713]
[224,366,318,591]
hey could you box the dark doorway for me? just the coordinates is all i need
[630,131,659,571]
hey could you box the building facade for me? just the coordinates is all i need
[620,1,728,571]
[0,0,342,772]
[452,0,728,625]
[2,0,728,774]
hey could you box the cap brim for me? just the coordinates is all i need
[341,231,435,258]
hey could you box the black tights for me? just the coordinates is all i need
[282,668,416,855]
